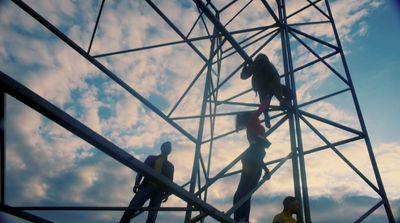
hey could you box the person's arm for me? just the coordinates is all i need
[253,97,269,117]
[163,164,174,202]
[263,164,271,180]
[133,156,151,193]
[240,61,253,80]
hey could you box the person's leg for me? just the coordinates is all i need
[241,198,251,222]
[119,186,151,223]
[243,168,262,221]
[259,89,272,128]
[146,187,164,223]
[278,84,291,109]
[234,172,250,221]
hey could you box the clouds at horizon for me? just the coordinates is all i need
[1,0,399,222]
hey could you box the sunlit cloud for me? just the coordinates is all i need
[0,0,397,222]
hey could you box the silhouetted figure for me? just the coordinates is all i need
[241,53,289,128]
[272,196,300,223]
[119,142,174,223]
[233,99,271,223]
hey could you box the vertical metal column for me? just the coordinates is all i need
[0,91,4,207]
[276,1,304,223]
[204,34,223,210]
[282,0,312,221]
[324,1,395,222]
[184,22,219,223]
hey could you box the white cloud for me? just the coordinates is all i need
[1,0,394,222]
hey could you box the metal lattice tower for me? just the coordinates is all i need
[0,0,395,222]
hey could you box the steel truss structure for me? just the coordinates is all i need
[0,0,395,222]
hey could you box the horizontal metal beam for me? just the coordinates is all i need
[298,88,350,108]
[299,110,364,136]
[11,206,198,211]
[0,71,234,223]
[288,20,331,27]
[202,112,286,144]
[92,24,277,58]
[218,88,253,104]
[171,111,250,121]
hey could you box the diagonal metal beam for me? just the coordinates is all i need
[167,63,208,117]
[289,30,349,86]
[221,25,270,55]
[202,111,286,144]
[191,151,293,222]
[194,0,252,63]
[306,0,330,19]
[220,136,364,179]
[207,29,280,99]
[0,91,4,206]
[299,114,381,195]
[324,1,395,220]
[195,115,288,195]
[219,88,253,103]
[354,200,384,223]
[223,152,292,216]
[146,0,208,62]
[216,28,279,64]
[219,0,238,13]
[87,0,105,54]
[1,205,53,223]
[11,0,197,143]
[184,23,220,222]
[299,110,364,136]
[0,71,234,223]
[92,24,277,58]
[286,0,322,20]
[224,0,254,28]
[289,26,338,50]
[260,0,280,24]
[293,50,338,73]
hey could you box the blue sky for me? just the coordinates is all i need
[344,0,400,144]
[0,0,399,223]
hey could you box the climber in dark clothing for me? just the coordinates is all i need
[241,53,289,128]
[233,99,271,223]
[120,142,174,223]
